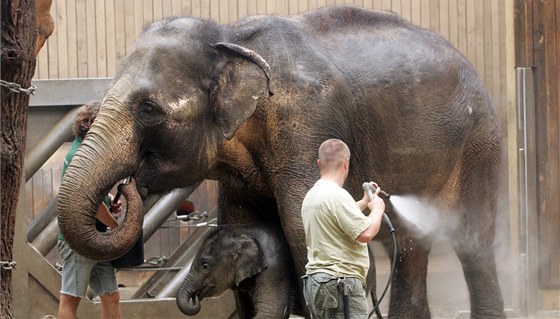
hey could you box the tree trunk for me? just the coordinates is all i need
[1,0,50,317]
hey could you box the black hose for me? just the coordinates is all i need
[343,292,350,319]
[112,177,131,203]
[361,182,397,319]
[113,191,121,203]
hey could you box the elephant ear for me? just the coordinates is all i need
[234,234,268,286]
[211,42,274,140]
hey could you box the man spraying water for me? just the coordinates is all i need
[301,139,386,319]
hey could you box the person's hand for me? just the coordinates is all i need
[367,182,385,214]
[108,194,122,218]
[361,181,379,202]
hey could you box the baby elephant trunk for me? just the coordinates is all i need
[176,294,201,316]
[176,278,201,316]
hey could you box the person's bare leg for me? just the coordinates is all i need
[58,294,81,319]
[100,291,121,319]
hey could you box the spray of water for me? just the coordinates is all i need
[388,195,457,239]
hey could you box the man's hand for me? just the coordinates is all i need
[108,194,122,217]
[356,182,385,243]
[361,181,380,203]
[367,183,385,215]
[110,199,122,217]
[358,182,383,211]
[103,194,123,228]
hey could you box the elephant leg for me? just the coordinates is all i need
[251,279,292,319]
[275,188,310,314]
[384,234,431,319]
[453,139,505,319]
[451,196,505,318]
[234,290,254,319]
[453,241,505,319]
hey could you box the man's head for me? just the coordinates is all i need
[73,101,101,139]
[317,139,350,178]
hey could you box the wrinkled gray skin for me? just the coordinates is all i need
[176,224,301,318]
[57,5,504,318]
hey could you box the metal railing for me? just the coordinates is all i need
[516,67,539,316]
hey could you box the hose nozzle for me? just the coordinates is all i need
[362,182,395,233]
[361,182,390,198]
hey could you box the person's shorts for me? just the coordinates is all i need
[302,272,368,319]
[58,240,118,298]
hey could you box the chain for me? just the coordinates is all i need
[0,79,36,95]
[0,261,17,270]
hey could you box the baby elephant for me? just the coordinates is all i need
[176,224,302,318]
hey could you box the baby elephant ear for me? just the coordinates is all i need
[234,234,268,286]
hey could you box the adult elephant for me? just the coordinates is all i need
[57,5,504,318]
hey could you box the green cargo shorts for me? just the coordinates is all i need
[302,272,368,319]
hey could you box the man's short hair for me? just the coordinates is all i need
[318,139,350,171]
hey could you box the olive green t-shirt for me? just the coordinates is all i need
[301,179,371,285]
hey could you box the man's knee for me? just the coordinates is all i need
[58,294,81,319]
[60,293,81,305]
[100,291,120,304]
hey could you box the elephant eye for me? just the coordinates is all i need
[138,99,165,125]
[139,99,159,113]
[201,262,209,272]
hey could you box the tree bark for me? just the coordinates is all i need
[1,0,46,317]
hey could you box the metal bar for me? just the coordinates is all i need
[515,67,538,316]
[121,267,182,272]
[517,67,528,315]
[28,78,112,107]
[24,107,79,181]
[26,195,58,242]
[30,217,59,256]
[142,185,200,241]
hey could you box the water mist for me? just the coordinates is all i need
[362,183,457,238]
[388,195,458,239]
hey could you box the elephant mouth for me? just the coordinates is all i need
[197,286,213,300]
[114,176,147,199]
[137,183,149,199]
[120,174,149,199]
[130,173,173,199]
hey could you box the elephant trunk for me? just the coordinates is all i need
[176,275,202,316]
[57,101,142,261]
